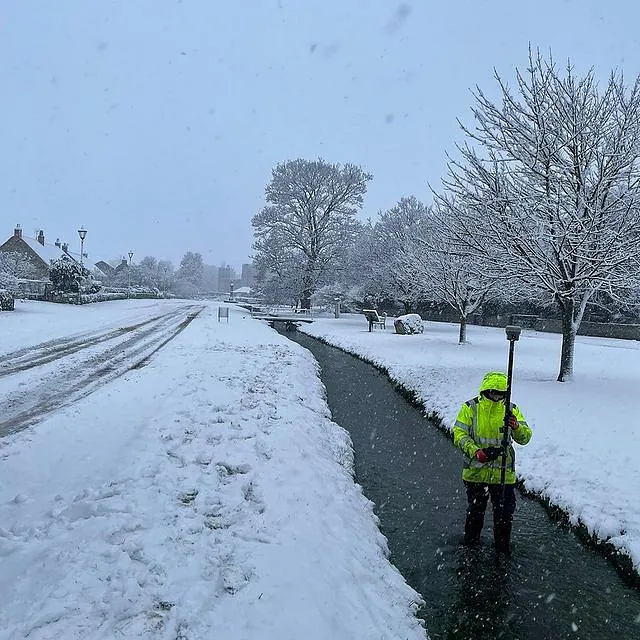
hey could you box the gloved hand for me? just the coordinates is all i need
[506,415,519,431]
[475,449,488,462]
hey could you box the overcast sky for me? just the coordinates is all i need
[2,1,638,269]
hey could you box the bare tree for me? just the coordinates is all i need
[438,50,640,380]
[252,158,372,309]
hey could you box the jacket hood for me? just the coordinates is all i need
[478,371,508,394]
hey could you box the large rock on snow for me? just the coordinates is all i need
[394,313,424,335]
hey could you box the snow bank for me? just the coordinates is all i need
[0,303,426,639]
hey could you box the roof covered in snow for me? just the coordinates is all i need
[21,237,106,277]
[21,237,69,265]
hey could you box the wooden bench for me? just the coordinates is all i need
[362,309,387,332]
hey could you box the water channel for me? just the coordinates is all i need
[284,329,640,640]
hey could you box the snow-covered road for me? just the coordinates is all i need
[0,302,204,436]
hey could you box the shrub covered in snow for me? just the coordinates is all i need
[78,292,127,304]
[0,288,15,311]
[49,257,85,294]
[0,270,17,292]
[394,313,424,335]
[79,289,170,303]
[49,257,103,298]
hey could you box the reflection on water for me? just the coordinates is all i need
[447,547,516,639]
[286,330,640,640]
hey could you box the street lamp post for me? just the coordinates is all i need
[77,228,88,267]
[128,251,134,298]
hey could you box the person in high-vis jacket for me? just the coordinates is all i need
[453,371,532,552]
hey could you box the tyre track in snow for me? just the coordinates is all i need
[0,305,205,438]
[0,312,171,378]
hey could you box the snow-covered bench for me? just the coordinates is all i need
[362,309,387,332]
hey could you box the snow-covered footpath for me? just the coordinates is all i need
[301,313,640,577]
[0,301,425,640]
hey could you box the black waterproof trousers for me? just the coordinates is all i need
[464,481,516,552]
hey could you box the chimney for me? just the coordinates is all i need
[14,224,22,239]
[37,229,45,246]
[55,238,61,248]
[61,242,69,253]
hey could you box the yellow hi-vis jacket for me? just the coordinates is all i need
[453,371,532,484]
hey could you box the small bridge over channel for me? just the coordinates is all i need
[245,305,315,329]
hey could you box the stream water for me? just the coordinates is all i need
[285,329,640,640]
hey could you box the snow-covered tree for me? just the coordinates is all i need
[179,252,203,284]
[0,251,38,279]
[252,158,372,309]
[305,219,371,310]
[105,257,173,292]
[366,196,431,313]
[138,256,159,287]
[0,270,17,293]
[419,205,504,343]
[252,229,306,306]
[158,261,174,289]
[175,252,203,294]
[438,50,640,380]
[129,256,172,290]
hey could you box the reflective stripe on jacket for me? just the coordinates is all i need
[453,379,532,484]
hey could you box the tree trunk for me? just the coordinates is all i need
[300,295,311,310]
[557,298,576,382]
[458,314,467,344]
[403,301,413,314]
[300,262,315,310]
